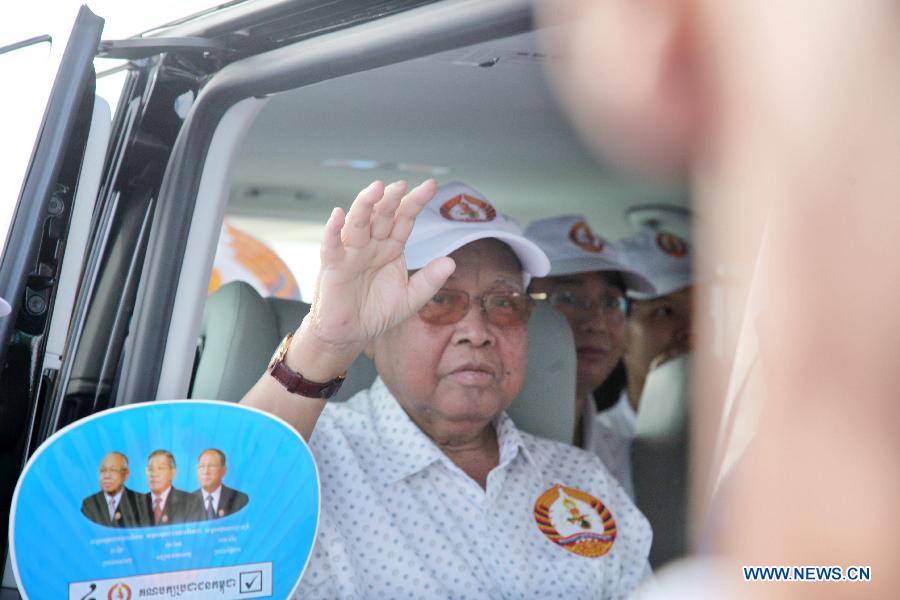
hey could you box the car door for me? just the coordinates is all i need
[0,6,105,593]
[0,6,226,592]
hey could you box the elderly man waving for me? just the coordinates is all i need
[242,180,651,598]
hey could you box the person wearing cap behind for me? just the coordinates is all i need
[525,216,655,500]
[618,230,692,408]
[242,181,651,598]
[617,229,692,568]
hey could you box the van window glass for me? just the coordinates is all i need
[0,39,52,250]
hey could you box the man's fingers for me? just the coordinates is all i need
[342,181,383,248]
[389,179,437,244]
[320,207,346,264]
[406,256,456,313]
[371,181,407,240]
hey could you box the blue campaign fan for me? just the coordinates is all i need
[9,401,319,599]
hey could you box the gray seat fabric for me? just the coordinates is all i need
[192,281,286,403]
[192,281,576,442]
[512,302,576,443]
[632,353,690,567]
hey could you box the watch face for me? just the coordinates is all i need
[268,335,291,371]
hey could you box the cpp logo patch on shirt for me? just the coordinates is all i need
[533,484,617,558]
[568,221,605,253]
[439,194,497,222]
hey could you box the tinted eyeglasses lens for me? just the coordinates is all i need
[483,293,533,326]
[546,292,627,320]
[418,289,469,325]
[418,290,532,326]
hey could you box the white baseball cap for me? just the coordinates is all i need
[405,182,550,281]
[523,215,655,294]
[618,229,692,300]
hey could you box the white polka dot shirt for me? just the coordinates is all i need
[296,378,652,599]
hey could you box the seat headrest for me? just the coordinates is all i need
[192,282,296,403]
[509,302,576,442]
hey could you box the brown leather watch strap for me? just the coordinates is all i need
[268,333,346,399]
[269,360,346,399]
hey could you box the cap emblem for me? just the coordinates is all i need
[533,483,617,558]
[439,194,497,222]
[568,221,604,253]
[655,231,688,258]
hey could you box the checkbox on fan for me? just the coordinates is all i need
[239,570,263,593]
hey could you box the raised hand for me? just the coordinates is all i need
[305,179,456,356]
[241,179,456,437]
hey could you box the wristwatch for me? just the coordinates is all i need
[267,332,346,399]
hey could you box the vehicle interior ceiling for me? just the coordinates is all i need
[222,26,688,298]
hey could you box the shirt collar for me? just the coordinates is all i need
[153,486,172,506]
[370,378,534,483]
[104,489,124,505]
[203,485,222,504]
[595,389,637,437]
[370,378,446,483]
[492,410,535,470]
[617,389,637,429]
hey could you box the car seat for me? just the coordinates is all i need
[192,281,576,443]
[632,353,690,567]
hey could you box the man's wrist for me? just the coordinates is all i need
[265,329,347,399]
[281,316,361,383]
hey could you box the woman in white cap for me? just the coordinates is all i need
[242,181,651,598]
[617,228,693,567]
[617,230,692,408]
[524,216,655,499]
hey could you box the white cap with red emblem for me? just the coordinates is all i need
[523,215,655,294]
[617,229,692,299]
[404,182,550,281]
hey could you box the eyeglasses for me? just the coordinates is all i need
[99,467,127,474]
[531,291,629,321]
[418,289,534,327]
